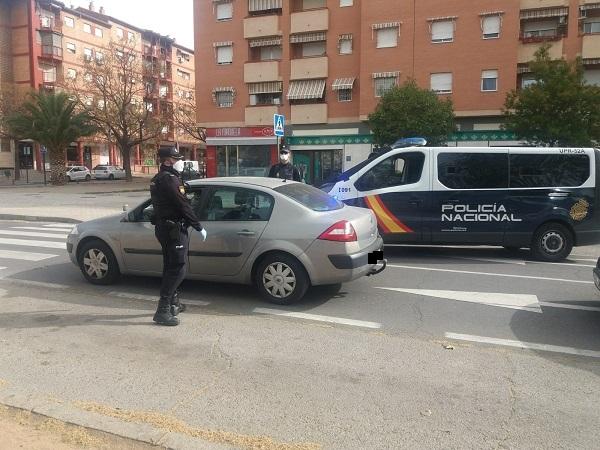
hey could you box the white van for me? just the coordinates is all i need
[323,145,600,261]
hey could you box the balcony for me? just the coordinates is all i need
[290,56,327,80]
[290,8,329,34]
[244,15,280,39]
[40,45,63,61]
[291,103,327,124]
[40,17,62,33]
[520,0,568,8]
[245,105,278,126]
[244,61,280,83]
[518,39,563,63]
[583,34,600,59]
[519,29,565,44]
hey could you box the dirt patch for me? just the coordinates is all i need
[0,404,160,450]
[75,401,321,450]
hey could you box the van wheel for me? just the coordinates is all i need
[77,239,120,285]
[531,223,573,262]
[255,253,309,305]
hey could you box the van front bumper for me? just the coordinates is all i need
[575,230,600,246]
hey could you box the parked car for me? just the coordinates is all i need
[66,177,386,304]
[181,161,202,181]
[93,165,126,180]
[593,258,600,291]
[66,165,91,182]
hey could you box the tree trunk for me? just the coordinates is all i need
[120,143,133,182]
[12,139,20,181]
[49,146,67,185]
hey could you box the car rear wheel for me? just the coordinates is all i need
[256,253,309,305]
[77,240,120,285]
[108,174,115,180]
[85,174,91,181]
[530,223,573,262]
[66,175,71,182]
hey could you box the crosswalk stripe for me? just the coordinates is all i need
[0,237,65,249]
[108,291,211,306]
[0,250,58,261]
[0,279,69,289]
[0,230,68,239]
[42,224,76,230]
[253,307,382,329]
[13,227,73,233]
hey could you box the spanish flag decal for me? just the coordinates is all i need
[364,195,413,234]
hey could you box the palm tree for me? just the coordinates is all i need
[7,91,96,185]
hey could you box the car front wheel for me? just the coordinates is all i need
[85,174,91,181]
[530,223,573,262]
[77,239,120,285]
[255,253,309,305]
[108,174,115,180]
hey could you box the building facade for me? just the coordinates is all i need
[194,0,600,185]
[0,0,200,173]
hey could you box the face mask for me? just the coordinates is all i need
[172,160,185,172]
[280,154,290,163]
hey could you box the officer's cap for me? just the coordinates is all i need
[158,147,184,159]
[279,147,290,154]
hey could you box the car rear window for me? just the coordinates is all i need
[275,183,343,212]
[95,166,106,170]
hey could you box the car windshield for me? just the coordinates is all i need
[275,183,343,212]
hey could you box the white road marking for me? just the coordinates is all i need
[539,302,600,313]
[253,307,382,329]
[570,257,598,262]
[386,264,594,285]
[527,260,595,268]
[377,288,541,313]
[0,250,58,261]
[445,332,600,359]
[108,291,210,306]
[0,238,65,249]
[450,256,526,265]
[0,230,68,239]
[42,224,76,229]
[0,267,6,270]
[0,279,70,289]
[13,226,73,233]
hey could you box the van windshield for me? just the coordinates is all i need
[319,158,373,189]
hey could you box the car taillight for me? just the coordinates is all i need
[318,220,357,242]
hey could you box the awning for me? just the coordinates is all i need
[479,11,504,16]
[520,7,568,20]
[290,32,326,43]
[212,0,232,3]
[580,3,600,12]
[339,33,353,41]
[287,79,326,100]
[427,16,458,22]
[516,65,532,74]
[372,71,400,79]
[372,21,400,30]
[248,81,283,94]
[332,78,355,90]
[583,58,600,66]
[212,41,233,47]
[249,36,282,48]
[248,0,282,12]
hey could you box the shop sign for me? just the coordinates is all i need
[206,127,275,138]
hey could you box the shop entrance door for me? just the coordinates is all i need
[293,149,343,186]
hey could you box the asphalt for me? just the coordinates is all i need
[0,219,598,449]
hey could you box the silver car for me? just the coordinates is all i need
[67,177,386,304]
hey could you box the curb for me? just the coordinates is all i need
[0,387,232,450]
[0,214,81,224]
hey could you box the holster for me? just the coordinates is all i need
[165,220,181,240]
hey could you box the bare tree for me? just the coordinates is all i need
[0,84,29,180]
[65,40,167,181]
[172,90,207,144]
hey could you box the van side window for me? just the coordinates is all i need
[509,154,590,188]
[438,153,508,189]
[355,152,425,192]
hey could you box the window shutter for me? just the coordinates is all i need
[339,39,352,54]
[216,2,233,20]
[430,73,452,93]
[376,27,398,48]
[302,41,326,57]
[217,45,233,64]
[482,16,500,37]
[431,20,454,41]
[340,0,353,5]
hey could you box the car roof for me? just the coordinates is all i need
[187,177,301,190]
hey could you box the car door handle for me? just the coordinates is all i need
[237,230,255,236]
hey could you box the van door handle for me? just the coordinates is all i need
[548,192,571,198]
[446,199,461,203]
[409,198,422,206]
[237,230,255,236]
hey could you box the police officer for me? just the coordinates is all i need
[268,147,301,182]
[150,147,207,326]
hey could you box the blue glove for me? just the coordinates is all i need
[200,228,207,242]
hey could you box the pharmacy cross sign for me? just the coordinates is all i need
[273,114,285,137]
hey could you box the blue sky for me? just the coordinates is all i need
[70,0,195,49]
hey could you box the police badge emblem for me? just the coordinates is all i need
[570,199,589,221]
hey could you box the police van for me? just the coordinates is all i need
[322,142,600,261]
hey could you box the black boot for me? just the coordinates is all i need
[153,296,180,326]
[170,291,187,316]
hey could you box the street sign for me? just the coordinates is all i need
[40,146,47,154]
[273,114,285,137]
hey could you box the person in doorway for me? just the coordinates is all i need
[150,147,207,326]
[268,147,301,182]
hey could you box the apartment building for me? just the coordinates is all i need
[0,0,200,173]
[194,0,600,185]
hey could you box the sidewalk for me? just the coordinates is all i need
[0,176,153,223]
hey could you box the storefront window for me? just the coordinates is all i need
[216,145,271,177]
